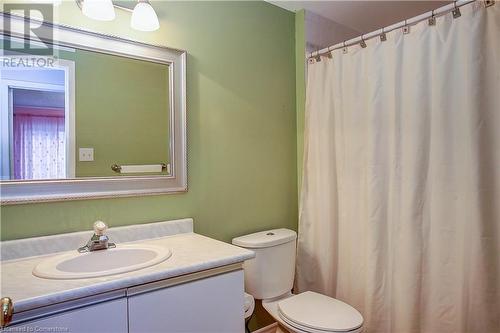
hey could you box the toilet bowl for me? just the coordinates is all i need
[232,229,364,333]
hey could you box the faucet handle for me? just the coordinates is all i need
[93,220,108,236]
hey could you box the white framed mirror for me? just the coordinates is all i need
[0,13,187,204]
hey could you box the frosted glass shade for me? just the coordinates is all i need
[82,0,116,21]
[131,1,160,32]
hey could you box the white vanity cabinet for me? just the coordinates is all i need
[128,269,245,333]
[6,267,245,333]
[9,298,128,333]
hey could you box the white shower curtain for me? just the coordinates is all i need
[296,2,499,333]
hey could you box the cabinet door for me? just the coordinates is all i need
[9,298,127,333]
[128,270,245,333]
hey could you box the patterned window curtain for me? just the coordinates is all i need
[13,114,66,180]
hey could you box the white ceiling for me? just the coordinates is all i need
[270,1,450,33]
[13,89,65,109]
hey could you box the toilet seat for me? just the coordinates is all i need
[277,292,363,333]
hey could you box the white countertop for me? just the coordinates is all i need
[0,232,255,313]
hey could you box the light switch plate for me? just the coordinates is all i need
[79,148,94,162]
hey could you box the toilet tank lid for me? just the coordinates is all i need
[232,229,297,248]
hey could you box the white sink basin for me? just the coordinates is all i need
[33,244,171,279]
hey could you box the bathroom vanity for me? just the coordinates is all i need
[0,219,254,332]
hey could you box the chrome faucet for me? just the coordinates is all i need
[78,221,116,253]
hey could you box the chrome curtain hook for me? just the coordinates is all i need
[343,41,348,54]
[402,19,410,34]
[428,10,436,26]
[452,1,462,18]
[484,0,495,7]
[326,46,333,59]
[315,49,321,62]
[380,27,387,42]
[360,35,367,48]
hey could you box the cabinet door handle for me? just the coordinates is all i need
[1,297,13,328]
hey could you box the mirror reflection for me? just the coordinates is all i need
[1,43,171,181]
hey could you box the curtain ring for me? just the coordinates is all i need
[360,35,367,48]
[343,41,348,54]
[402,19,410,34]
[484,0,495,7]
[452,1,462,18]
[380,27,387,42]
[314,48,321,62]
[326,46,333,59]
[429,9,436,25]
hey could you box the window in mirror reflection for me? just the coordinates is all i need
[13,88,66,179]
[1,66,73,180]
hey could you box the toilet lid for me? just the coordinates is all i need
[277,292,363,332]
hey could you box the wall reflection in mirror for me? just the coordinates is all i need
[1,44,171,181]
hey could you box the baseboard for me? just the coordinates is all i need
[252,322,279,333]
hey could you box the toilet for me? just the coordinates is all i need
[232,229,364,333]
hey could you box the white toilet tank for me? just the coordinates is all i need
[232,229,297,300]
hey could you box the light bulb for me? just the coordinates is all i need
[131,1,160,32]
[82,0,116,21]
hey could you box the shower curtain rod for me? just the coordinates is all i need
[308,0,492,59]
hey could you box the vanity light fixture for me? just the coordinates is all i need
[76,0,160,32]
[131,0,160,32]
[81,0,116,21]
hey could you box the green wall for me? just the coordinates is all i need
[1,2,298,245]
[295,9,306,192]
[70,50,170,177]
